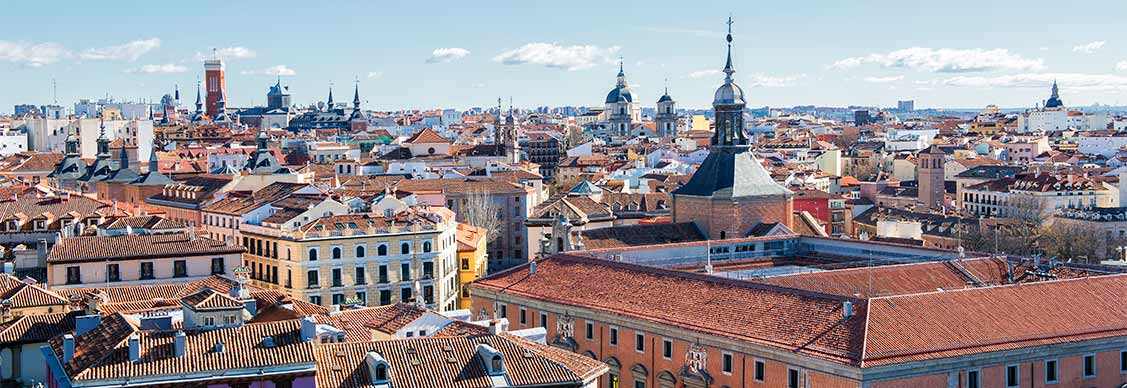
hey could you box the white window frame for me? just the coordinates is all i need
[1044,359,1058,384]
[1005,364,1020,387]
[753,358,766,382]
[1083,353,1097,379]
[721,351,734,375]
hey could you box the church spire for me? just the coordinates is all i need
[353,81,361,108]
[326,85,334,111]
[194,80,203,114]
[616,58,626,87]
[723,15,735,83]
[96,118,110,156]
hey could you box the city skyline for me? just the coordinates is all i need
[3,0,1127,113]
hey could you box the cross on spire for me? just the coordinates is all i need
[723,15,735,81]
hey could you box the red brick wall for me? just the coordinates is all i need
[674,195,793,239]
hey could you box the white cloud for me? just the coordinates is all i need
[940,73,1127,91]
[126,63,187,74]
[1117,61,1127,71]
[863,75,905,83]
[367,71,384,79]
[241,65,296,76]
[426,47,470,63]
[194,46,256,61]
[829,47,1044,73]
[80,38,160,61]
[748,73,806,88]
[0,40,69,66]
[494,43,620,71]
[1072,41,1106,54]
[687,69,722,79]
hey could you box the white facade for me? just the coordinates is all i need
[0,132,28,156]
[1077,136,1127,157]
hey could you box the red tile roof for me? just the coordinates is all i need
[47,233,244,264]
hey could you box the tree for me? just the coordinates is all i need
[460,190,502,240]
[958,194,1050,257]
[1041,220,1103,263]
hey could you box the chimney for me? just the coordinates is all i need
[488,319,503,335]
[842,301,855,319]
[63,334,75,363]
[528,260,537,276]
[128,333,141,362]
[300,316,317,342]
[173,331,186,357]
[75,314,101,336]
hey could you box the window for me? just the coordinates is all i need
[400,263,411,280]
[332,268,342,287]
[424,285,434,304]
[224,315,236,325]
[539,312,547,328]
[1121,350,1127,372]
[661,339,672,359]
[378,265,388,283]
[400,242,410,255]
[754,360,765,382]
[106,264,120,282]
[332,247,342,260]
[609,327,618,345]
[332,293,345,305]
[966,370,980,388]
[211,257,225,274]
[1044,359,1058,384]
[309,295,322,305]
[1083,354,1096,378]
[379,290,391,305]
[356,245,365,258]
[66,266,81,285]
[519,308,527,324]
[635,332,644,352]
[722,353,733,374]
[377,244,387,256]
[423,261,434,278]
[355,267,366,285]
[1006,365,1019,387]
[174,260,187,278]
[308,248,318,261]
[787,368,799,388]
[140,262,154,279]
[307,270,319,288]
[423,241,432,252]
[400,287,411,302]
[585,322,594,340]
[460,259,469,270]
[204,316,215,326]
[499,305,507,318]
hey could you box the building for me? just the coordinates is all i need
[655,87,678,138]
[671,22,794,239]
[917,144,946,209]
[604,62,640,137]
[471,243,1124,388]
[896,100,914,112]
[1018,81,1067,133]
[204,53,226,119]
[143,175,232,228]
[0,189,123,272]
[45,232,244,288]
[238,206,461,311]
[523,131,561,178]
[962,173,1113,218]
[455,223,487,309]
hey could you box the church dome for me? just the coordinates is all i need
[657,93,674,103]
[605,86,633,104]
[713,82,745,106]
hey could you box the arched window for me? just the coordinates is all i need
[332,247,342,260]
[400,242,410,255]
[356,245,366,258]
[422,241,432,253]
[308,248,318,261]
[377,244,388,256]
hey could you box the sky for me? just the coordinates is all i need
[2,0,1127,113]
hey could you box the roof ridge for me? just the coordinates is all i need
[870,271,1127,300]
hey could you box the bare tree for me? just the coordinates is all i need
[1041,220,1103,263]
[959,194,1050,257]
[459,190,502,240]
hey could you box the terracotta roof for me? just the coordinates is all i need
[0,273,69,309]
[472,255,864,364]
[181,288,245,310]
[404,128,451,144]
[455,223,487,252]
[48,233,244,264]
[316,304,426,341]
[0,311,78,345]
[312,334,606,388]
[862,274,1127,366]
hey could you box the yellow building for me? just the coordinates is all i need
[239,207,461,311]
[454,223,487,309]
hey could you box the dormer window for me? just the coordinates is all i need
[491,355,502,371]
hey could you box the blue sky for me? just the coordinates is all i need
[3,0,1127,113]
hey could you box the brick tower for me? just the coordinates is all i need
[917,144,946,209]
[672,17,794,240]
[204,49,226,118]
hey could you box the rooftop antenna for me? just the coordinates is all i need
[52,78,58,105]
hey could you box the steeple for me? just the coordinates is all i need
[174,84,180,104]
[723,16,735,83]
[353,81,361,109]
[194,81,203,114]
[96,119,110,156]
[326,85,335,111]
[1044,79,1064,108]
[64,128,79,155]
[711,15,748,147]
[616,59,626,87]
[117,143,129,171]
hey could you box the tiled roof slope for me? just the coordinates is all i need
[48,233,244,263]
[0,311,78,345]
[862,274,1127,366]
[473,254,865,365]
[0,273,69,308]
[313,334,606,388]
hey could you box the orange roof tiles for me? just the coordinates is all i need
[47,233,244,264]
